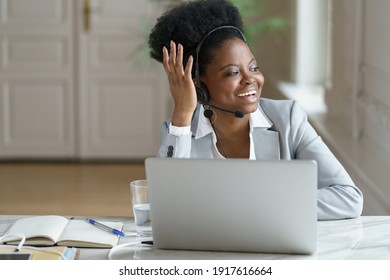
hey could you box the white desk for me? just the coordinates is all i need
[1,215,390,260]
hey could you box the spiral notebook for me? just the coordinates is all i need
[145,158,318,254]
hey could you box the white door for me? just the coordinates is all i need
[0,0,75,158]
[0,0,169,159]
[77,0,168,159]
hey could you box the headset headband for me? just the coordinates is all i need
[195,25,247,82]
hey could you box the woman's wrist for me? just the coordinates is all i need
[171,108,194,127]
[169,122,191,136]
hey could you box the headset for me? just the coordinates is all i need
[194,25,247,105]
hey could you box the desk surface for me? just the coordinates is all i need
[1,215,390,260]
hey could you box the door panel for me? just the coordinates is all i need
[3,35,68,71]
[0,0,169,159]
[0,0,74,158]
[3,79,72,149]
[87,79,158,157]
[0,0,68,26]
[78,0,168,159]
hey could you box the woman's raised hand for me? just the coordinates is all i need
[163,41,197,126]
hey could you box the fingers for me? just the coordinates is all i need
[161,42,197,119]
[162,41,191,76]
[162,46,170,73]
[184,55,193,79]
[169,40,177,70]
[176,43,184,74]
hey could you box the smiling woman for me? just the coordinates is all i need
[202,39,264,117]
[147,0,363,221]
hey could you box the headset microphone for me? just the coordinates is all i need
[204,105,244,119]
[233,111,245,118]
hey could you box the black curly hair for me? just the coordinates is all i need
[148,0,244,78]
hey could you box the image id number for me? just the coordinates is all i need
[212,266,272,276]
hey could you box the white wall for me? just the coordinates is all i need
[266,0,390,215]
[318,0,390,214]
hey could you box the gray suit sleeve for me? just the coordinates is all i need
[290,102,363,220]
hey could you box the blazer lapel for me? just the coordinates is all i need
[253,128,281,160]
[191,103,281,159]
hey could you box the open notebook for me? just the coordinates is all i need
[145,158,318,254]
[4,215,123,248]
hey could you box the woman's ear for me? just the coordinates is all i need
[194,80,210,105]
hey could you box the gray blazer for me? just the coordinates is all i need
[158,98,363,220]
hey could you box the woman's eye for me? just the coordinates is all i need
[250,66,260,72]
[227,71,239,76]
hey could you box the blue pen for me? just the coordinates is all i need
[86,218,125,237]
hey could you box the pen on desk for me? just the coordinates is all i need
[86,218,125,237]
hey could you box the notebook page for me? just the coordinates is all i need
[57,219,122,247]
[6,216,69,244]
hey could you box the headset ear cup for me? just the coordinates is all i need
[195,82,210,104]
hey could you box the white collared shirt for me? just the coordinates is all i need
[169,106,271,159]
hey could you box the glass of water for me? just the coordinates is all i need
[130,179,152,237]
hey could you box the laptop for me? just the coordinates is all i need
[145,158,317,254]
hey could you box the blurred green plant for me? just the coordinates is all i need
[228,0,288,46]
[132,0,287,68]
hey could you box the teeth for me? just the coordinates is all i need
[236,90,256,97]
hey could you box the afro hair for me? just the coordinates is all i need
[148,0,244,77]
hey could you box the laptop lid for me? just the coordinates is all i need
[145,158,317,254]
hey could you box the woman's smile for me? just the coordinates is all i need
[235,89,256,97]
[202,38,264,114]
